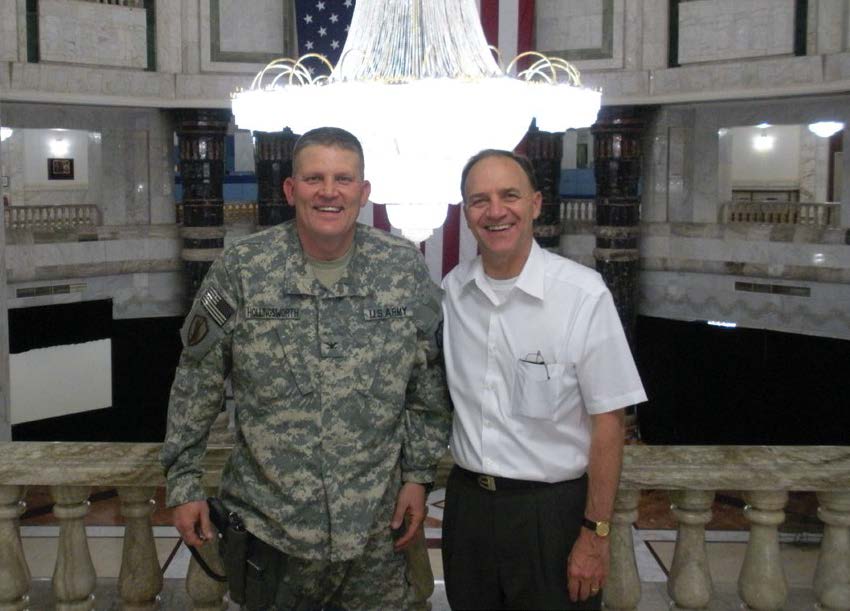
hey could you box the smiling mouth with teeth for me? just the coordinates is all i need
[316,206,343,213]
[486,224,512,231]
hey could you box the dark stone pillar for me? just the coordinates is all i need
[591,107,647,348]
[254,129,298,228]
[175,109,230,303]
[524,127,564,249]
[591,107,649,441]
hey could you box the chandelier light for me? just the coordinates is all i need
[808,121,844,138]
[232,0,602,242]
[0,127,12,142]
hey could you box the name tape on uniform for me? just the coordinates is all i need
[246,306,300,320]
[364,305,412,321]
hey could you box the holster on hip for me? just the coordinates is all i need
[207,496,249,605]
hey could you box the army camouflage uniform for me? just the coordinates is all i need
[160,221,452,608]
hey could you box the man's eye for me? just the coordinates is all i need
[303,176,321,184]
[504,193,520,201]
[336,177,354,184]
[469,199,487,208]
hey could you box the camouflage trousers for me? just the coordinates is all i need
[241,525,432,611]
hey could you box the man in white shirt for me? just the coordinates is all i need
[441,149,647,610]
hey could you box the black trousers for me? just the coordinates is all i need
[441,466,602,610]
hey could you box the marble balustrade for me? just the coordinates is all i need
[724,201,841,227]
[0,443,848,610]
[4,205,101,231]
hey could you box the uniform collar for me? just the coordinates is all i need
[461,240,546,303]
[281,223,374,298]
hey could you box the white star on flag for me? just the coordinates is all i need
[318,26,327,37]
[316,1,325,10]
[303,14,312,23]
[331,40,340,49]
[343,0,352,7]
[305,41,314,50]
[329,13,338,23]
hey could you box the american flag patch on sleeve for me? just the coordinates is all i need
[201,287,234,327]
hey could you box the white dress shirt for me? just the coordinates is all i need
[442,241,647,482]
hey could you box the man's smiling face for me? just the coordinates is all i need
[284,144,370,259]
[463,155,541,277]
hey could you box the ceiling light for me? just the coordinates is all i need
[231,0,601,242]
[808,121,844,138]
[756,123,771,129]
[0,127,12,142]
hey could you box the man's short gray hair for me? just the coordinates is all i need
[292,127,365,178]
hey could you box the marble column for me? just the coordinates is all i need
[668,490,714,609]
[814,490,850,610]
[590,107,647,349]
[738,490,789,611]
[51,486,96,611]
[524,127,564,249]
[604,488,641,611]
[254,130,297,229]
[175,109,230,303]
[118,487,162,610]
[0,485,30,611]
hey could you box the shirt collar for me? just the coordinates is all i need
[460,240,546,303]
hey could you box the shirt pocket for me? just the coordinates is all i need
[510,359,571,420]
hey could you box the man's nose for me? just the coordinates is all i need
[485,198,507,217]
[318,178,337,196]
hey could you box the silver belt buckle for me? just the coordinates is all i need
[477,474,496,491]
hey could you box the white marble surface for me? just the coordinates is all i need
[814,0,848,55]
[0,0,17,62]
[640,0,668,70]
[155,0,181,74]
[39,0,147,69]
[678,0,795,64]
[218,0,284,55]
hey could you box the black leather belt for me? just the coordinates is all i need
[455,465,555,492]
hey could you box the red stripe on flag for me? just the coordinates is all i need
[372,204,391,232]
[442,204,461,277]
[518,0,535,54]
[480,0,499,47]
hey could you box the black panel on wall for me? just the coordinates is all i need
[636,315,850,445]
[9,301,183,442]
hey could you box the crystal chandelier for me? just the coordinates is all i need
[232,0,601,242]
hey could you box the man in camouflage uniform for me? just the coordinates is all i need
[161,127,451,609]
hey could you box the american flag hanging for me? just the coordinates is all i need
[291,0,535,282]
[294,0,356,65]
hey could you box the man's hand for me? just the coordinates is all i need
[567,528,610,602]
[172,499,214,547]
[390,482,427,551]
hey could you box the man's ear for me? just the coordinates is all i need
[359,180,371,208]
[531,191,542,220]
[283,177,295,207]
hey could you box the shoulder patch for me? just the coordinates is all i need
[201,287,234,327]
[186,314,208,346]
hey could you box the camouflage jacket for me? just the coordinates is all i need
[160,222,451,561]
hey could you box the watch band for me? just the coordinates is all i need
[581,517,611,537]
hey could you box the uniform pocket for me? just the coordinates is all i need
[511,359,568,420]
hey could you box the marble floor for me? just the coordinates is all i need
[18,487,823,610]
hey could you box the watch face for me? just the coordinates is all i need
[596,521,611,537]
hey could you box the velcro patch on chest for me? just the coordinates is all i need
[201,287,235,327]
[363,305,412,321]
[246,306,300,320]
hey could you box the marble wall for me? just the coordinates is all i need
[678,0,796,64]
[39,0,147,69]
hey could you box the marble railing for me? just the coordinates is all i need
[723,201,841,227]
[562,198,596,223]
[175,202,258,226]
[3,205,101,231]
[0,443,848,610]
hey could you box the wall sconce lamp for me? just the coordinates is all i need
[808,121,844,138]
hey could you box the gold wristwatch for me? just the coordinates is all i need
[581,517,611,537]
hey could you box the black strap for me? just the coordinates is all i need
[184,540,228,582]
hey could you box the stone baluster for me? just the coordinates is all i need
[668,490,714,609]
[814,490,850,610]
[0,486,30,611]
[118,487,162,610]
[51,486,96,611]
[604,488,641,611]
[186,487,227,610]
[738,490,788,610]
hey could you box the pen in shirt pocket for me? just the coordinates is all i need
[519,350,550,379]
